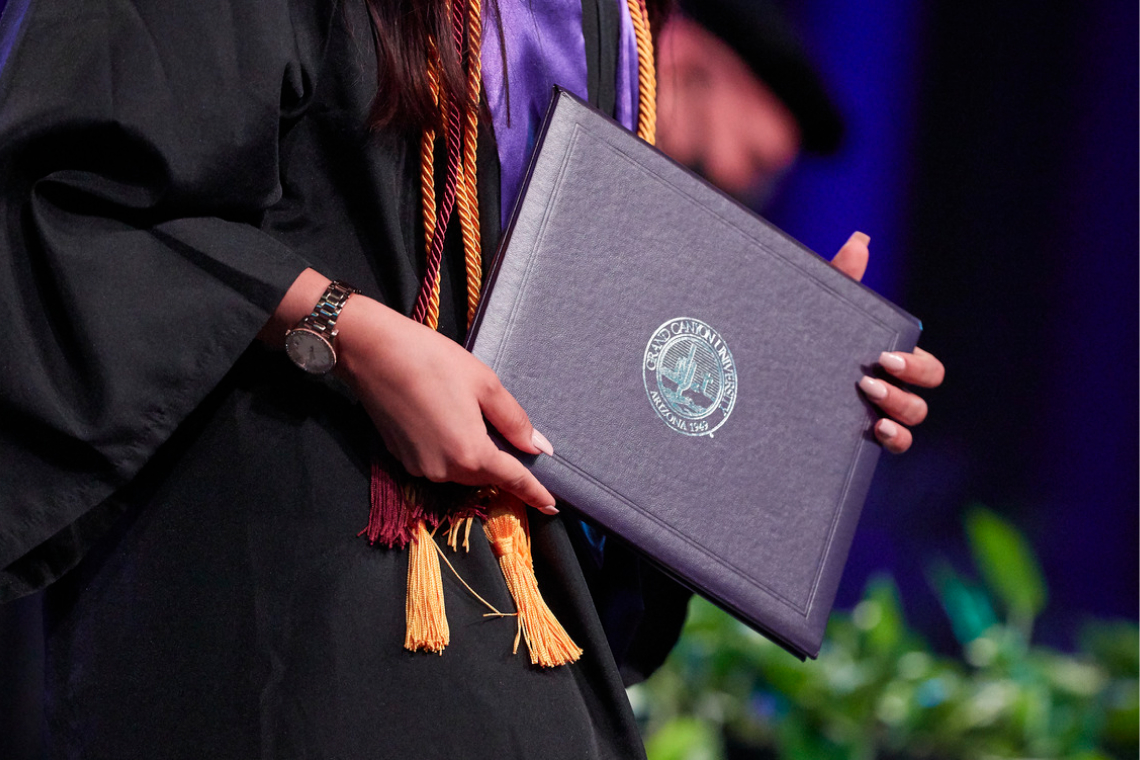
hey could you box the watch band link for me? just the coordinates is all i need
[298,280,359,337]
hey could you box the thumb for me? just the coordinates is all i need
[480,379,555,458]
[483,449,559,515]
[830,231,870,282]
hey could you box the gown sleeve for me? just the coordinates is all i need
[0,0,329,599]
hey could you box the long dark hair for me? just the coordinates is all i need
[364,0,672,132]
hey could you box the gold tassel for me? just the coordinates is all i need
[483,494,582,667]
[405,520,450,654]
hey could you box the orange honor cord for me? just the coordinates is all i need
[455,0,484,329]
[403,0,487,656]
[370,0,658,663]
[418,42,442,280]
[626,0,657,145]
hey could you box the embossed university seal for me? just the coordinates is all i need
[643,317,737,437]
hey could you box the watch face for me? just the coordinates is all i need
[285,329,336,374]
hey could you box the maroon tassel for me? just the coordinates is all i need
[360,454,412,548]
[362,444,492,549]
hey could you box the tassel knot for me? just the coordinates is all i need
[490,536,515,558]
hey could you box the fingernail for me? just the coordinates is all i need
[539,504,560,515]
[879,351,906,372]
[878,419,899,439]
[851,231,870,245]
[859,376,889,401]
[531,429,554,457]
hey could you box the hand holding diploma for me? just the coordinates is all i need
[262,268,559,515]
[831,232,946,454]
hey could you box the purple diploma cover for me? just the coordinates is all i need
[467,89,922,659]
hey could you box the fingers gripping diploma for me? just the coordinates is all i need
[332,295,559,514]
[830,232,946,454]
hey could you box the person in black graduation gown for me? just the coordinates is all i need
[0,0,943,757]
[0,0,675,756]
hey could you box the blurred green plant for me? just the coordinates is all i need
[631,506,1138,760]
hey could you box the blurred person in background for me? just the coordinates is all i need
[657,0,844,207]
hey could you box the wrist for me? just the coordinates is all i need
[258,268,332,349]
[330,294,398,386]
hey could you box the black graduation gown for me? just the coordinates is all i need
[0,0,684,756]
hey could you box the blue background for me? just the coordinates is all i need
[762,0,1138,651]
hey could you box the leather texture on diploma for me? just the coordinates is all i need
[469,89,922,659]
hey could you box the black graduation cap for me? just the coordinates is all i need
[677,0,845,154]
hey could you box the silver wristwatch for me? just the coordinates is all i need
[284,280,360,375]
